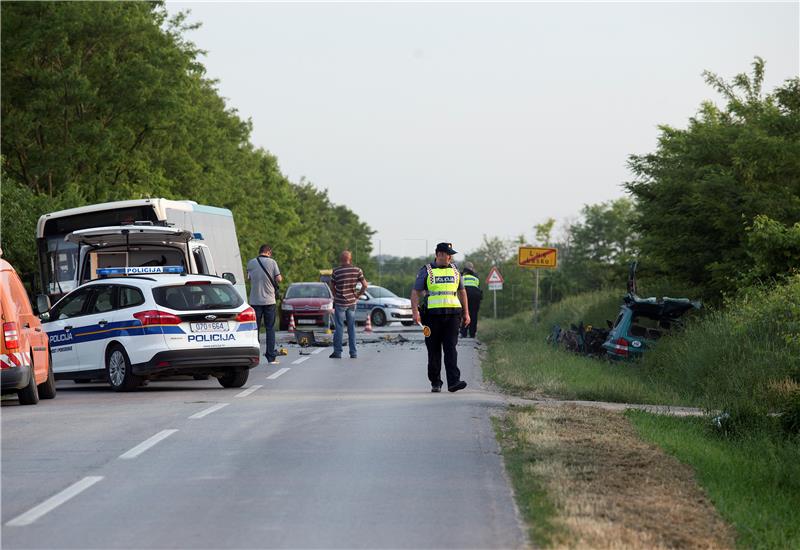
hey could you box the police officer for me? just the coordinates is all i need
[459,261,483,339]
[411,242,470,393]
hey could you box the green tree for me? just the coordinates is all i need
[626,58,800,298]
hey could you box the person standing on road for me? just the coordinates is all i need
[246,244,283,365]
[459,261,483,339]
[329,250,368,359]
[411,242,470,393]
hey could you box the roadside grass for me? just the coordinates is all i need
[627,411,800,549]
[494,405,735,549]
[481,291,687,406]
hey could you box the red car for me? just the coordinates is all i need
[279,282,333,330]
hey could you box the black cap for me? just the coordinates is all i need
[435,242,457,255]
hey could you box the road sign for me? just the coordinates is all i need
[486,266,504,284]
[518,247,558,269]
[485,267,504,318]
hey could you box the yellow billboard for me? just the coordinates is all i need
[518,247,558,268]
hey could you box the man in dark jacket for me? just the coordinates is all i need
[460,261,482,338]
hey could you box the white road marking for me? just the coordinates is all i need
[188,403,229,420]
[119,429,179,459]
[267,367,290,379]
[292,356,310,365]
[6,476,104,527]
[311,347,324,355]
[235,385,263,398]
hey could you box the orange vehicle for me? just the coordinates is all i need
[1,249,56,404]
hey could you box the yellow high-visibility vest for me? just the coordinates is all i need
[463,274,480,288]
[425,265,461,310]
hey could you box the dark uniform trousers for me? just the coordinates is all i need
[424,312,462,387]
[460,288,482,338]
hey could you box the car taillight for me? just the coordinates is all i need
[236,307,256,323]
[612,337,630,356]
[133,310,183,326]
[3,322,19,350]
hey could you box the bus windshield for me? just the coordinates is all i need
[44,237,80,295]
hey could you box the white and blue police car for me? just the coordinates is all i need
[41,267,260,391]
[355,285,414,327]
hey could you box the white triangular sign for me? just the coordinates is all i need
[486,267,504,284]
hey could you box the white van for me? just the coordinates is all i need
[36,199,246,302]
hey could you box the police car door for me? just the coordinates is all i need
[45,287,93,374]
[76,285,118,370]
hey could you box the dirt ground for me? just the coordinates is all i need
[511,404,736,549]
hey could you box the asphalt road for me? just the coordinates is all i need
[1,328,526,549]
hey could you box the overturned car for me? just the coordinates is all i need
[602,263,701,360]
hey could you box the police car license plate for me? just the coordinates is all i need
[297,319,316,325]
[190,321,230,333]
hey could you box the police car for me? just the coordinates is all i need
[355,285,414,327]
[40,266,260,391]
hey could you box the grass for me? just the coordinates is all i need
[627,411,800,549]
[494,405,735,549]
[483,280,800,547]
[493,411,566,548]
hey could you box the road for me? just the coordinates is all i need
[1,328,526,549]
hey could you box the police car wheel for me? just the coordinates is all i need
[371,309,387,327]
[17,364,40,405]
[38,353,57,400]
[106,345,141,392]
[218,369,249,388]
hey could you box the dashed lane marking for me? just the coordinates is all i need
[235,385,263,398]
[6,476,105,527]
[188,403,229,420]
[292,356,310,365]
[267,367,291,379]
[119,429,179,459]
[311,347,324,355]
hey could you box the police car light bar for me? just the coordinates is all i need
[97,266,185,276]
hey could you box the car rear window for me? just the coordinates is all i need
[154,283,243,311]
[285,284,330,299]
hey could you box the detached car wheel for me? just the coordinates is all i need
[371,309,387,327]
[218,370,249,388]
[17,364,40,405]
[106,344,142,392]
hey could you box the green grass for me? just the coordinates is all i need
[627,411,800,549]
[492,412,566,547]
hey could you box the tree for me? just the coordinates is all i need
[626,58,800,298]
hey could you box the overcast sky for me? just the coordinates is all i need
[169,1,798,259]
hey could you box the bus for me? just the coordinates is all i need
[36,199,246,302]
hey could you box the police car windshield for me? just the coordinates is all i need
[367,286,397,299]
[285,284,330,299]
[153,284,243,311]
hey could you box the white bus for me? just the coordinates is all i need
[36,199,246,302]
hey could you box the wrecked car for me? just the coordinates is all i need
[602,262,701,360]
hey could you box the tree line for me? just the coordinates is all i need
[1,1,374,287]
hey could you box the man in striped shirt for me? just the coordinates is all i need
[328,250,368,359]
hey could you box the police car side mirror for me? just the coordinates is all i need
[39,311,51,322]
[36,295,51,316]
[222,272,236,284]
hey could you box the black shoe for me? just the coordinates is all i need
[329,353,342,359]
[448,381,467,393]
[431,384,442,393]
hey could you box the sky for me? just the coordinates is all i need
[168,1,799,259]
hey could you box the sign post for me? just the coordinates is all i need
[517,247,558,323]
[485,266,504,319]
